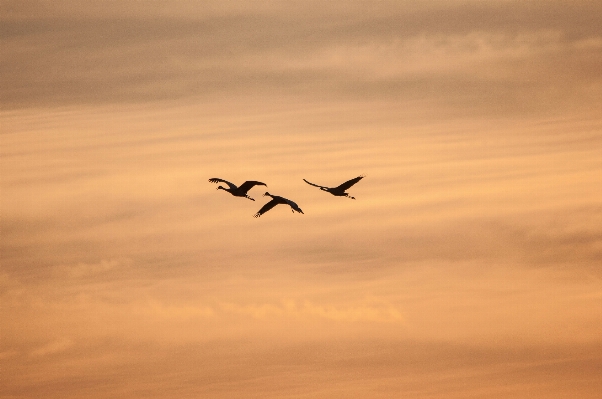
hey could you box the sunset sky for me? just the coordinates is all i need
[1,1,601,397]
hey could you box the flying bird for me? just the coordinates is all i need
[254,192,304,218]
[303,175,364,199]
[208,178,267,201]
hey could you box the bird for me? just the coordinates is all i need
[208,178,267,201]
[254,192,304,218]
[302,175,364,199]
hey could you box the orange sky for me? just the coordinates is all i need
[1,1,601,398]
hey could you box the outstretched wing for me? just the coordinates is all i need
[303,179,328,190]
[253,199,279,218]
[237,180,267,195]
[208,178,236,190]
[285,199,304,214]
[334,175,364,191]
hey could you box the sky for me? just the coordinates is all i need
[1,1,602,398]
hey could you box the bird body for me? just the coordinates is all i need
[208,178,267,201]
[303,175,364,199]
[254,192,304,218]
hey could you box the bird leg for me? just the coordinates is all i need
[246,196,255,201]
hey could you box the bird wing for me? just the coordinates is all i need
[303,179,328,190]
[334,176,364,191]
[253,199,279,218]
[208,178,236,190]
[285,198,304,214]
[237,180,267,195]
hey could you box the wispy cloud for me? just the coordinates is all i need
[220,298,404,323]
[29,338,73,357]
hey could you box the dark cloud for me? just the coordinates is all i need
[1,1,601,112]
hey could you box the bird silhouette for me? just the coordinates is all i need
[254,192,304,218]
[208,178,267,201]
[303,175,364,199]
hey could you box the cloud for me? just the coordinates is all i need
[219,298,404,323]
[144,300,215,320]
[4,337,602,398]
[29,338,73,357]
[59,258,130,278]
[1,1,601,113]
[299,299,404,323]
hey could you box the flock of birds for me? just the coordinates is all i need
[209,176,365,218]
